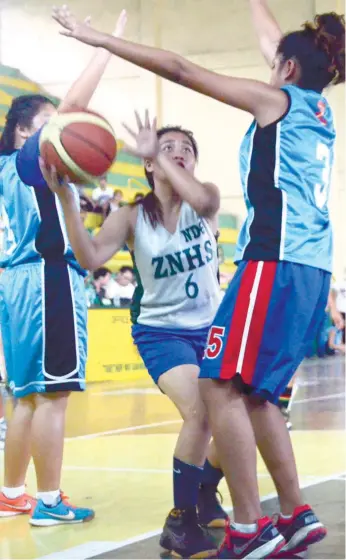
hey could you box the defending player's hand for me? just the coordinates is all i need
[52,5,127,44]
[123,110,160,160]
[39,157,71,197]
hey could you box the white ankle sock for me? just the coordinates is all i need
[280,512,293,519]
[232,521,257,533]
[2,485,25,499]
[36,490,60,507]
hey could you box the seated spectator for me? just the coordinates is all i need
[89,267,116,307]
[92,175,114,220]
[108,266,136,307]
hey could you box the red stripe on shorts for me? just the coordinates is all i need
[220,261,277,382]
[220,261,258,380]
[241,261,277,385]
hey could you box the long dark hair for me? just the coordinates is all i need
[0,94,53,155]
[277,12,345,92]
[134,126,199,229]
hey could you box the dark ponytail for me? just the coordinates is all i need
[133,125,199,229]
[277,12,345,91]
[0,94,53,156]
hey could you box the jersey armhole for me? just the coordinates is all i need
[258,89,292,130]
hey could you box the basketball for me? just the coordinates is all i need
[39,109,117,184]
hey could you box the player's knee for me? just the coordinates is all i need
[181,405,209,434]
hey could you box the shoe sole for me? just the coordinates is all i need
[161,547,217,559]
[0,511,29,517]
[273,548,308,559]
[29,513,95,527]
[206,518,228,529]
[243,535,285,559]
[281,524,327,552]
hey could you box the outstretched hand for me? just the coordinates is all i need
[122,110,160,160]
[52,5,127,45]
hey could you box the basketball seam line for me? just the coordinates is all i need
[61,128,115,164]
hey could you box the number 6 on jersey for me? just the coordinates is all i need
[204,326,225,359]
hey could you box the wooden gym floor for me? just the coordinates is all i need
[0,355,345,559]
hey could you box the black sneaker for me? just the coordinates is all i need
[159,507,218,558]
[198,485,229,528]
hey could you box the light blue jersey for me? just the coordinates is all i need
[0,130,84,273]
[0,129,87,398]
[235,84,335,272]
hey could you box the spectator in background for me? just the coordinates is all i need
[110,266,135,307]
[92,174,114,220]
[133,192,144,202]
[90,267,115,307]
[327,325,345,355]
[88,266,135,308]
[108,189,124,214]
[331,269,346,343]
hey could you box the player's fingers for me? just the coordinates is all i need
[134,110,143,131]
[144,109,150,129]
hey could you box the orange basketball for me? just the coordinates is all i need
[39,110,117,184]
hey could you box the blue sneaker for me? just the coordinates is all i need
[30,495,94,527]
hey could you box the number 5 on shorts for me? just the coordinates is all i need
[205,326,225,359]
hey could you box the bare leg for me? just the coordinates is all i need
[206,438,221,469]
[31,392,69,491]
[200,379,261,523]
[248,399,302,515]
[4,396,34,487]
[159,366,211,466]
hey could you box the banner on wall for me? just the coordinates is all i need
[86,308,147,383]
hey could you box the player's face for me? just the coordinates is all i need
[16,103,56,148]
[30,103,56,134]
[146,131,197,182]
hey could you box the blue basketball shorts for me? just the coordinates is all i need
[199,260,331,404]
[0,261,87,399]
[132,323,210,384]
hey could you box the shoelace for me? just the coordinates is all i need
[60,491,75,507]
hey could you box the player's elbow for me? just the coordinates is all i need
[196,195,220,218]
[172,57,195,86]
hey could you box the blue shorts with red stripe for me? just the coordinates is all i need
[199,260,331,404]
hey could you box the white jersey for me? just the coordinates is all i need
[131,202,221,329]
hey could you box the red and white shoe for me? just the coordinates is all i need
[274,504,326,556]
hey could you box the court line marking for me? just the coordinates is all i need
[59,466,276,478]
[65,421,346,441]
[91,388,161,397]
[65,419,182,441]
[37,473,345,560]
[293,392,345,405]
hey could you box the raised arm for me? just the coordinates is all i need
[53,6,288,127]
[59,9,127,112]
[124,111,220,219]
[40,162,132,271]
[249,0,283,67]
